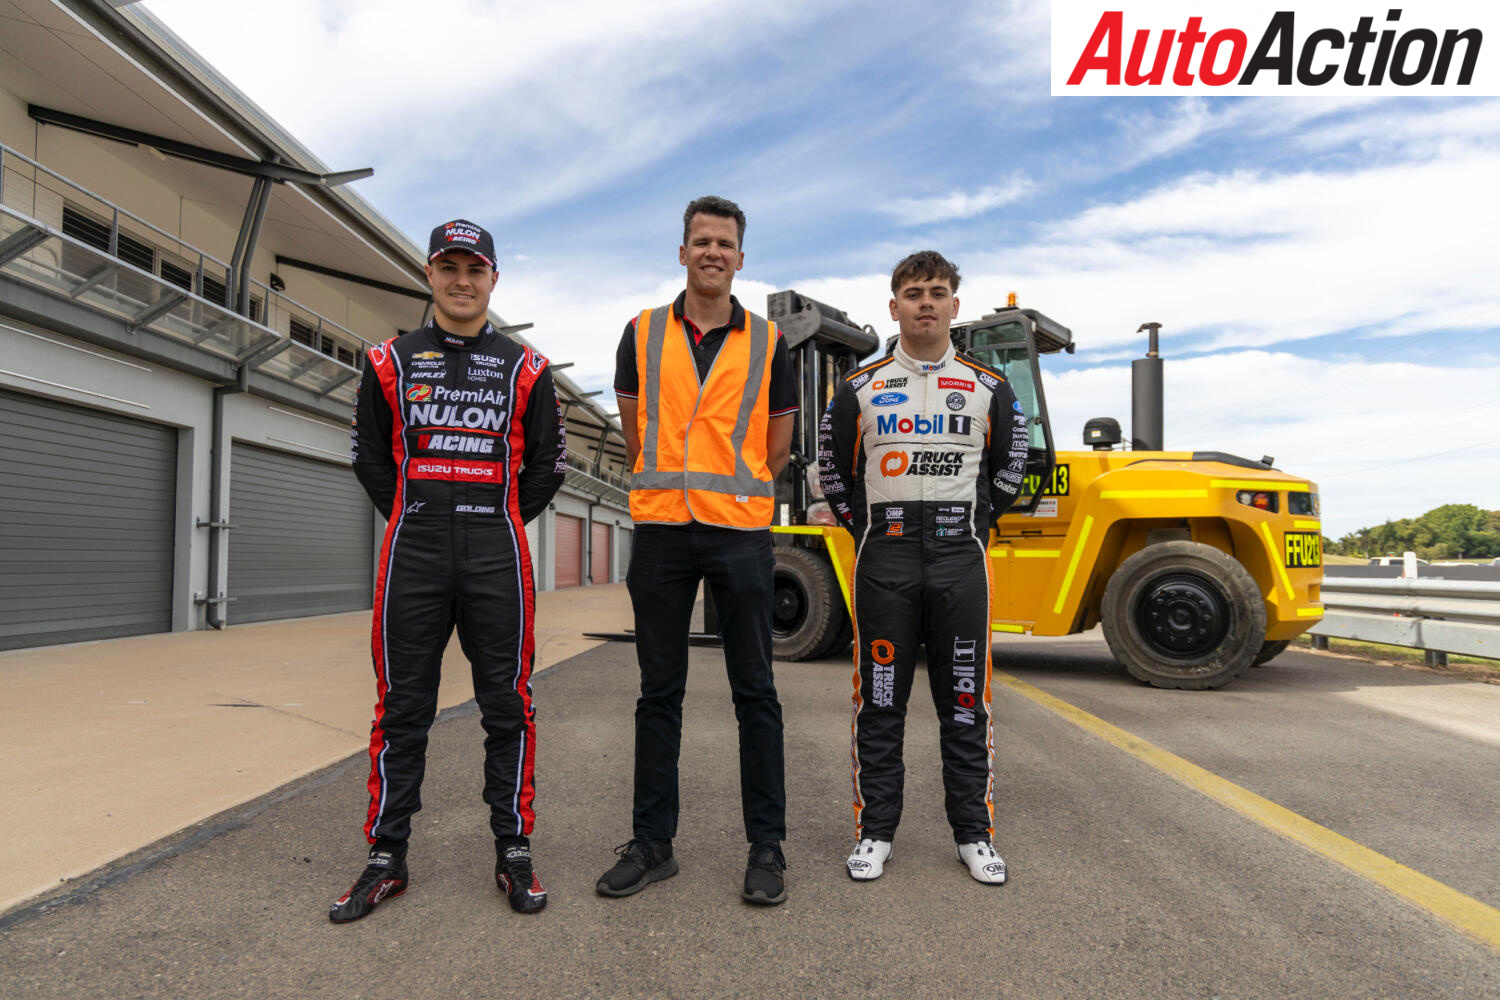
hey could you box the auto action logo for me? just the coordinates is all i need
[1051,2,1496,95]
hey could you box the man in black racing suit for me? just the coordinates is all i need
[332,219,566,922]
[818,250,1028,886]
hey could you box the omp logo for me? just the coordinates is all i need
[1052,1,1494,96]
[405,384,433,402]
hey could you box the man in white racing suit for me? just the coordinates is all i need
[817,250,1028,885]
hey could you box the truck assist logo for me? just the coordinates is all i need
[1052,2,1494,96]
[880,450,965,477]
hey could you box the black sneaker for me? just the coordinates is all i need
[495,842,547,914]
[595,838,677,897]
[743,841,786,906]
[328,847,408,923]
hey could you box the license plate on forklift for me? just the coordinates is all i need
[1284,531,1322,568]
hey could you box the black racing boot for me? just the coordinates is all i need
[329,845,408,923]
[496,839,547,914]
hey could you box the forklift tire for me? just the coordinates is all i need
[1101,541,1266,690]
[818,617,854,660]
[771,546,850,661]
[1251,639,1291,667]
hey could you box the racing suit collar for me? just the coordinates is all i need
[424,320,495,351]
[892,338,955,374]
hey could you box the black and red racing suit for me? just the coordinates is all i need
[817,341,1028,843]
[352,320,566,846]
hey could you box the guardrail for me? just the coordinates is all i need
[1310,577,1500,665]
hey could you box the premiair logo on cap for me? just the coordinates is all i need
[445,223,481,246]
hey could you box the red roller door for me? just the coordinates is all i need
[554,513,583,588]
[590,522,612,584]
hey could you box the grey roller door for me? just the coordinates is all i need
[227,442,373,623]
[0,389,176,650]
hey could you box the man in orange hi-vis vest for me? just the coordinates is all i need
[597,196,798,906]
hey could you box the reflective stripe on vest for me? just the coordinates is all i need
[631,304,776,528]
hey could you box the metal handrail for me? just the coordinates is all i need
[566,448,629,492]
[0,141,371,361]
[0,141,232,275]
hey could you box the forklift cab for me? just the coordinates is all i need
[951,302,1071,513]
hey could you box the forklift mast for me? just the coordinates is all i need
[766,291,880,521]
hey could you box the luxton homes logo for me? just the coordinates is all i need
[1051,1,1496,95]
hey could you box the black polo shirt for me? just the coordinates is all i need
[613,291,798,416]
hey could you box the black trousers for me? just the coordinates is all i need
[365,516,537,845]
[851,532,993,844]
[626,524,786,844]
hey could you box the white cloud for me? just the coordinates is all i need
[1041,351,1500,538]
[943,151,1500,358]
[961,0,1052,97]
[880,176,1035,225]
[142,0,851,220]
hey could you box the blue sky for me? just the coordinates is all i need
[145,0,1500,541]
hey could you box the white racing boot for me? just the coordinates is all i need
[956,841,1008,884]
[845,839,892,881]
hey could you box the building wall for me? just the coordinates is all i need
[0,71,630,648]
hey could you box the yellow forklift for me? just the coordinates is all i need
[766,291,1324,690]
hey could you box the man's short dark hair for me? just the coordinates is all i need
[683,195,746,248]
[890,250,961,295]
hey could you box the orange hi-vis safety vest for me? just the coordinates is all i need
[630,303,778,528]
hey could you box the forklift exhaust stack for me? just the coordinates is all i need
[1132,322,1163,451]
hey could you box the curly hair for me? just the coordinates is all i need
[890,250,960,295]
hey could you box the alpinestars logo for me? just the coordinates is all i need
[1052,2,1494,96]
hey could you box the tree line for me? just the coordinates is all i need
[1325,504,1500,560]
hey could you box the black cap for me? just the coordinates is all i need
[427,219,496,269]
